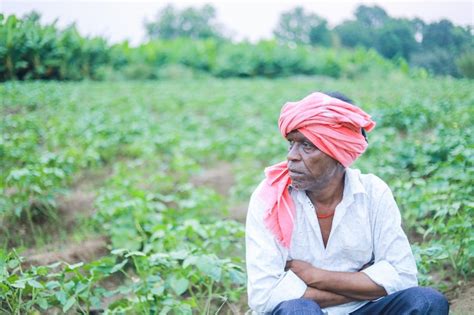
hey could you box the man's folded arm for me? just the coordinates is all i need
[287,260,387,301]
[312,269,387,300]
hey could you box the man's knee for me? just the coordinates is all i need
[402,287,449,314]
[272,298,323,315]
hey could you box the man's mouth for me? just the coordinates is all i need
[288,169,305,176]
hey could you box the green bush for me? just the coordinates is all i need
[0,13,110,81]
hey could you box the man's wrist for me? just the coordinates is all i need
[308,267,325,288]
[303,286,353,308]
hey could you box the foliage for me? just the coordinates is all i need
[0,251,120,314]
[410,19,473,77]
[112,39,399,79]
[334,21,373,48]
[0,12,407,82]
[410,48,461,77]
[0,12,109,81]
[2,6,474,81]
[273,6,331,46]
[457,51,474,79]
[354,5,390,28]
[144,4,225,41]
[334,6,473,77]
[374,19,418,60]
[336,6,421,60]
[421,20,472,54]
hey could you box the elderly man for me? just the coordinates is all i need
[245,92,448,314]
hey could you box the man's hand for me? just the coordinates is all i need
[285,260,320,287]
[286,260,354,308]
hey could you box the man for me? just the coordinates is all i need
[245,92,449,314]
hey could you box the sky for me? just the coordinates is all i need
[2,0,473,45]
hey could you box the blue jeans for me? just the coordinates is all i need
[272,287,449,315]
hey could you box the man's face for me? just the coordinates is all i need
[286,130,342,191]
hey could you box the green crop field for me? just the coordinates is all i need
[1,75,473,313]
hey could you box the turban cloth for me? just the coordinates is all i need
[259,92,376,248]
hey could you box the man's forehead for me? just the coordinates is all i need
[286,130,309,141]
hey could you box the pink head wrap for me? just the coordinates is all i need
[259,92,375,248]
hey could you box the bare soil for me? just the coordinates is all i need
[22,237,108,267]
[449,281,474,314]
[191,162,248,222]
[191,162,235,196]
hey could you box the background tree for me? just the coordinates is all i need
[334,20,373,48]
[335,5,390,50]
[355,5,389,28]
[375,19,418,59]
[422,20,472,54]
[144,4,225,40]
[336,5,419,60]
[456,51,474,78]
[410,20,473,76]
[273,6,331,46]
[336,4,473,76]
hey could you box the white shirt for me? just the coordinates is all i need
[245,168,418,315]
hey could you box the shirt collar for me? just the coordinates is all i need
[344,168,367,196]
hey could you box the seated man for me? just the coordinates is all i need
[245,92,449,314]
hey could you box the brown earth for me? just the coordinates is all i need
[191,162,248,222]
[449,281,474,315]
[22,237,108,267]
[191,162,235,196]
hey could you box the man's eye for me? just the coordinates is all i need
[302,141,317,152]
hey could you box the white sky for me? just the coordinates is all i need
[2,0,473,45]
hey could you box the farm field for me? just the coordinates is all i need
[1,75,473,313]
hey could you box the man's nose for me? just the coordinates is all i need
[287,144,301,161]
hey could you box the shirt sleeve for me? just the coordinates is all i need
[246,185,307,313]
[361,187,418,296]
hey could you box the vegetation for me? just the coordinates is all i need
[0,13,109,81]
[1,4,473,82]
[280,5,473,77]
[1,75,473,313]
[144,4,225,41]
[1,12,408,82]
[273,6,331,47]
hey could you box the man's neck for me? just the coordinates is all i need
[306,171,345,209]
